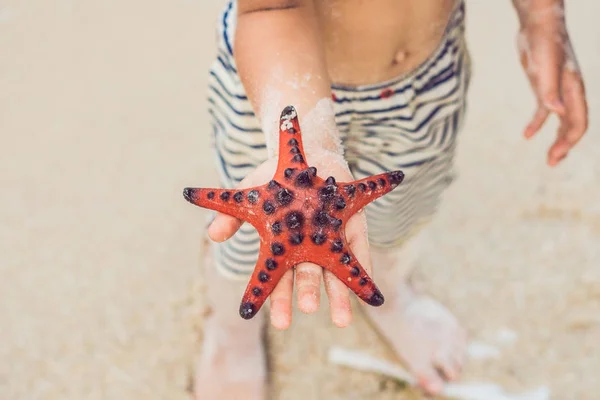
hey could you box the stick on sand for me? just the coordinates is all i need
[327,346,550,400]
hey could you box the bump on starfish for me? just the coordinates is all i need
[183,105,405,320]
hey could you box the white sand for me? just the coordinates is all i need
[1,1,598,399]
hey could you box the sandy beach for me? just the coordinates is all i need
[1,1,599,399]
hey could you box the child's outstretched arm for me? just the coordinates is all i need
[235,0,340,155]
[511,0,588,166]
[208,0,371,329]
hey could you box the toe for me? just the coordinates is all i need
[433,351,459,381]
[452,327,469,372]
[433,329,468,381]
[453,348,466,370]
[449,345,467,380]
[415,366,445,395]
[453,341,467,373]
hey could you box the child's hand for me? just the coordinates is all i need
[207,150,372,330]
[517,16,588,166]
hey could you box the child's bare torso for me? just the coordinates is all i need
[315,0,457,86]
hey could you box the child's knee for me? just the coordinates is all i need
[369,223,430,281]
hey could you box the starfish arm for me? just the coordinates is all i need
[311,246,384,307]
[238,243,296,319]
[275,105,309,178]
[338,171,405,217]
[182,186,264,225]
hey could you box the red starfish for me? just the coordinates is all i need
[183,106,405,320]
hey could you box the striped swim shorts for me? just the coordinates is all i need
[207,0,471,279]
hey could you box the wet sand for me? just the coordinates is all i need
[1,1,599,399]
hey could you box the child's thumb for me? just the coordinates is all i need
[206,167,263,242]
[207,213,243,242]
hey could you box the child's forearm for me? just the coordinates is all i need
[234,1,341,157]
[511,0,565,26]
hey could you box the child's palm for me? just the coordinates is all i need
[208,152,372,329]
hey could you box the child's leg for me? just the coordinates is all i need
[365,227,467,394]
[194,123,268,399]
[336,2,471,393]
[352,146,468,394]
[194,237,266,400]
[195,5,270,395]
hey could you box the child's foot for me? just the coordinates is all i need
[193,238,267,400]
[366,235,467,395]
[363,281,467,395]
[193,315,266,400]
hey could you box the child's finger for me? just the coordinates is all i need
[562,70,588,146]
[207,213,243,242]
[323,269,352,328]
[548,71,588,166]
[269,269,294,330]
[548,120,569,166]
[295,262,322,314]
[345,212,373,275]
[524,106,549,139]
[320,211,372,327]
[206,162,274,242]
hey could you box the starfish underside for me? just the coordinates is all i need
[183,106,405,320]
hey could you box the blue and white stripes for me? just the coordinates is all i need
[206,0,470,278]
